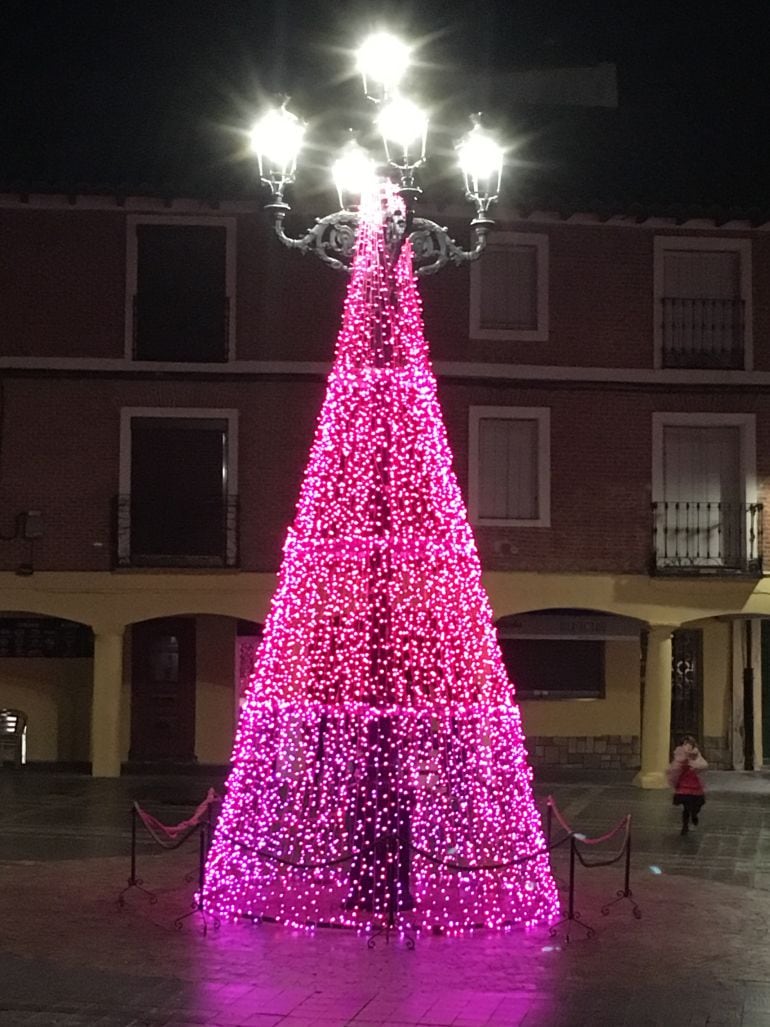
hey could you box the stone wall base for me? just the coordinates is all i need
[702,735,731,770]
[527,734,733,770]
[527,735,640,770]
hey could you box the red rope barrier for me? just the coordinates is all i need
[578,815,630,847]
[547,796,630,846]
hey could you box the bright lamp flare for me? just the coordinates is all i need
[202,183,559,935]
[332,143,377,203]
[376,96,428,154]
[250,106,305,176]
[356,32,411,91]
[457,125,503,194]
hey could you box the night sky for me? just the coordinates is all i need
[2,1,770,207]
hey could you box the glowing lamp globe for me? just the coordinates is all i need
[250,106,305,182]
[376,96,428,163]
[356,32,411,93]
[332,143,377,208]
[457,124,503,201]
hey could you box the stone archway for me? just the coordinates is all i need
[0,610,93,767]
[495,607,645,773]
[124,613,263,770]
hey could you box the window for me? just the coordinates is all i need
[651,412,760,573]
[654,237,751,370]
[118,408,239,567]
[470,232,549,341]
[126,217,235,362]
[469,407,550,526]
[498,636,605,699]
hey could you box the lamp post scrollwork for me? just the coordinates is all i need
[250,34,504,276]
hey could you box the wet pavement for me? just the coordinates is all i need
[2,768,770,1025]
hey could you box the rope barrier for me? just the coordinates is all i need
[575,815,630,847]
[218,829,357,869]
[573,816,631,868]
[546,795,574,836]
[218,827,571,874]
[547,796,629,847]
[545,802,640,940]
[410,832,571,871]
[203,792,641,937]
[134,789,219,851]
[117,790,220,921]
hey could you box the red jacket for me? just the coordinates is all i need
[673,763,705,796]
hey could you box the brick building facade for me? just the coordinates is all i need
[1,190,769,782]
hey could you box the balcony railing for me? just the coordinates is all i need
[652,501,762,575]
[115,493,239,568]
[660,297,745,369]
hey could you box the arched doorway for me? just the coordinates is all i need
[495,607,644,771]
[127,614,262,766]
[0,611,93,766]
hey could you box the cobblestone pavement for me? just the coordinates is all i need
[3,769,770,1026]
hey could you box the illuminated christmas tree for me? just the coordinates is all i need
[203,187,559,932]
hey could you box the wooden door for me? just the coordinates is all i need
[130,617,197,761]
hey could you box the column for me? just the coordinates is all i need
[91,630,125,778]
[634,625,675,789]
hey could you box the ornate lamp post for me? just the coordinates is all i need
[203,32,560,938]
[251,33,504,924]
[249,31,504,275]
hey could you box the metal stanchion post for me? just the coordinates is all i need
[117,805,157,907]
[548,835,595,942]
[174,825,220,935]
[546,796,568,892]
[601,818,642,920]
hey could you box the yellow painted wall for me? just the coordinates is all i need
[195,615,236,764]
[518,639,640,737]
[0,657,91,761]
[2,569,764,770]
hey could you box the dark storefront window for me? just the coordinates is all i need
[498,637,605,699]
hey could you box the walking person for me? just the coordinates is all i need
[668,734,707,835]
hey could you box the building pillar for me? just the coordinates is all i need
[634,625,675,789]
[91,630,125,777]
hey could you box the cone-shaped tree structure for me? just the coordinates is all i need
[203,188,559,931]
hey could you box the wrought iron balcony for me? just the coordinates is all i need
[114,493,239,568]
[660,296,745,369]
[652,501,763,575]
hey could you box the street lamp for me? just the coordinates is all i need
[356,31,411,97]
[250,33,504,276]
[249,102,306,210]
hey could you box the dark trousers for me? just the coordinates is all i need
[674,793,705,826]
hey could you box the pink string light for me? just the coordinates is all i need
[203,185,559,933]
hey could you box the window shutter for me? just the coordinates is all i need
[663,250,740,299]
[134,224,229,362]
[480,245,539,330]
[478,417,539,520]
